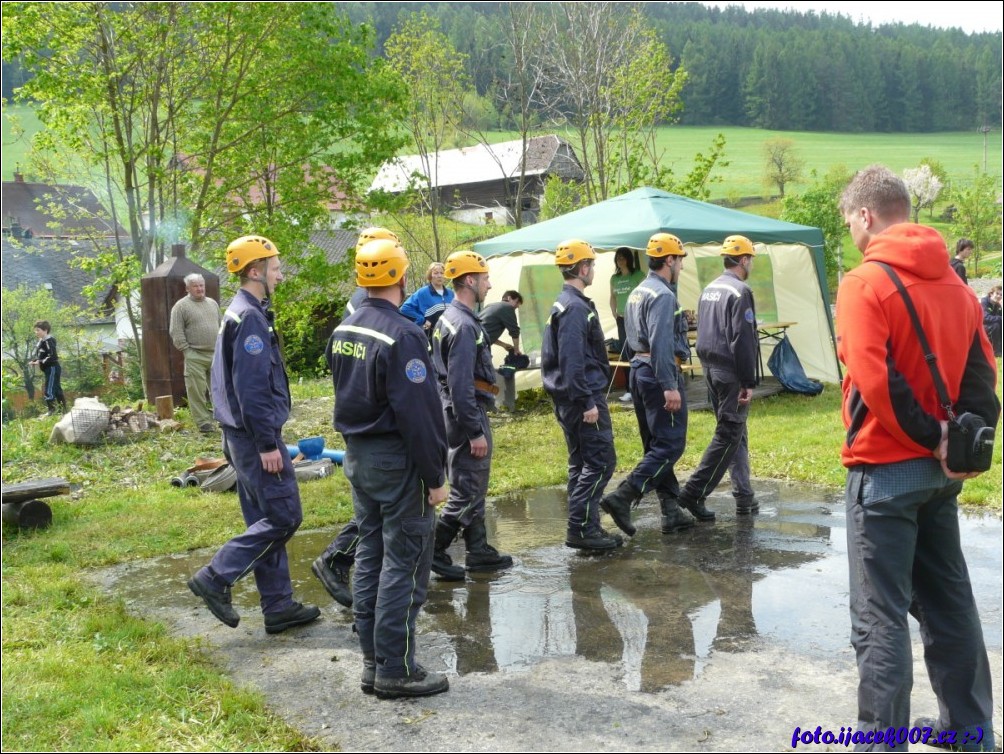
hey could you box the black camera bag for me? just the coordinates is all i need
[872,262,996,473]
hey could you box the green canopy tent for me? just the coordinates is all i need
[473,187,840,384]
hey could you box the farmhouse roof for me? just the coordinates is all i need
[308,228,357,266]
[1,235,117,319]
[171,155,358,213]
[369,135,582,194]
[2,177,125,238]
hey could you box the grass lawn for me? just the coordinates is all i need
[650,126,1002,200]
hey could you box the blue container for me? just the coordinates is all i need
[297,436,325,460]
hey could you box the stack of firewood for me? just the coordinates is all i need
[105,405,160,440]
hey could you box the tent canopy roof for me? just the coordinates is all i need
[473,187,824,256]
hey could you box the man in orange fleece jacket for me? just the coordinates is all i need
[837,165,998,751]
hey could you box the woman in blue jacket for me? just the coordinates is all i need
[400,261,454,337]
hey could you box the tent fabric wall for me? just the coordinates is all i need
[473,188,841,386]
[482,246,840,386]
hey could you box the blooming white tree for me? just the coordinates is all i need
[902,165,944,223]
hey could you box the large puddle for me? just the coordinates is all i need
[107,480,1002,694]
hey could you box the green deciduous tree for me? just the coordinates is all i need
[607,26,689,196]
[781,166,852,287]
[4,2,406,378]
[536,3,650,203]
[491,1,548,228]
[535,3,720,204]
[0,285,71,401]
[950,168,1003,275]
[540,175,584,221]
[383,12,471,261]
[762,137,805,198]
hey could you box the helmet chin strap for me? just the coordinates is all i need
[669,258,683,285]
[251,275,272,304]
[456,276,485,305]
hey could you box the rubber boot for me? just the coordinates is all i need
[735,494,760,515]
[462,518,513,572]
[361,654,376,695]
[678,492,716,522]
[599,479,638,536]
[658,490,695,533]
[565,528,623,551]
[311,555,353,608]
[432,517,466,581]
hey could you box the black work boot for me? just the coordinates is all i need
[374,665,449,700]
[311,555,353,608]
[735,495,760,515]
[565,527,624,551]
[599,479,638,537]
[361,654,376,695]
[462,518,513,572]
[264,601,321,634]
[432,518,466,581]
[658,491,695,533]
[187,574,240,628]
[678,493,716,522]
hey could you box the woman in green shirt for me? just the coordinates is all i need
[609,247,644,402]
[610,247,644,352]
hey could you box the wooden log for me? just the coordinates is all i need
[155,394,174,420]
[2,499,53,529]
[1,477,70,504]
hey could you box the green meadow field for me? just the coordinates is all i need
[4,103,1000,200]
[652,126,1002,199]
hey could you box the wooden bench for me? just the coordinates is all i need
[610,358,702,376]
[1,477,71,529]
[680,362,702,376]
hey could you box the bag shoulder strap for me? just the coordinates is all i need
[870,261,955,420]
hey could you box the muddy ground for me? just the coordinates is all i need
[94,482,1002,753]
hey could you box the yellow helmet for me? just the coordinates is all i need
[355,239,409,287]
[226,235,279,275]
[646,232,685,257]
[444,250,488,280]
[356,226,399,249]
[721,235,756,257]
[554,239,596,266]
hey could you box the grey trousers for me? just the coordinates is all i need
[846,458,994,752]
[440,403,492,529]
[680,367,753,506]
[345,434,434,678]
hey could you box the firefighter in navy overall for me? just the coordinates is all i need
[541,239,622,552]
[430,250,514,579]
[312,227,401,609]
[188,235,320,634]
[329,238,450,700]
[677,235,761,520]
[599,232,696,537]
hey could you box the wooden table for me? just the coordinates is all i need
[756,321,797,345]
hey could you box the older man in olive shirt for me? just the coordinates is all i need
[170,273,222,433]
